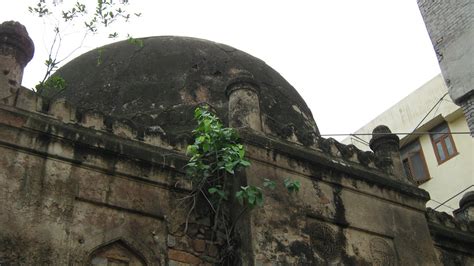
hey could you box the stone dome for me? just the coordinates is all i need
[51,36,319,144]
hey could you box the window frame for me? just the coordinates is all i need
[401,139,431,185]
[430,122,458,165]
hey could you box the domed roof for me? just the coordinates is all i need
[52,36,319,144]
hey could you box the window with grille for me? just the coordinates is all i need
[430,122,458,164]
[401,140,430,184]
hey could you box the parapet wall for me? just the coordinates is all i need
[2,86,412,182]
[426,208,474,265]
[1,86,186,150]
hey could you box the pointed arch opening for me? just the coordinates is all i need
[89,239,147,266]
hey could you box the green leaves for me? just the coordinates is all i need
[184,105,304,260]
[62,2,87,22]
[284,178,301,193]
[263,178,276,190]
[236,186,263,207]
[28,0,51,17]
[96,48,105,66]
[36,75,66,96]
[127,34,144,47]
[185,106,301,219]
[185,106,249,179]
[208,186,227,200]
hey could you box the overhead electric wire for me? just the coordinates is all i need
[320,93,471,213]
[433,185,473,210]
[429,198,455,210]
[411,92,449,133]
[323,92,459,139]
[321,131,471,137]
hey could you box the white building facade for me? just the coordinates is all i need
[343,75,473,213]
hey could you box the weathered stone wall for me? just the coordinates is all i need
[426,208,474,265]
[0,87,472,265]
[0,87,221,265]
[236,130,439,265]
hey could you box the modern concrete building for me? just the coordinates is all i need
[342,75,473,214]
[417,0,474,135]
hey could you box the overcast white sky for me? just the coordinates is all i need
[1,0,441,139]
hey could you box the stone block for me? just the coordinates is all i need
[167,234,176,247]
[192,239,206,253]
[320,138,342,157]
[49,98,76,122]
[14,87,42,112]
[144,126,170,148]
[106,176,165,218]
[80,110,104,130]
[75,168,109,204]
[112,119,137,139]
[168,249,201,264]
[0,108,27,127]
[168,261,190,266]
[207,244,218,257]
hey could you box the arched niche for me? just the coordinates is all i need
[89,240,146,266]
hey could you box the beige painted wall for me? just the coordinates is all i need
[342,74,473,214]
[419,114,473,213]
[342,75,457,149]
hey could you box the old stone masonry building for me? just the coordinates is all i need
[0,21,473,265]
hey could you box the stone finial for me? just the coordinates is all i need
[369,125,399,151]
[0,21,34,95]
[369,125,408,182]
[225,76,262,131]
[454,191,474,224]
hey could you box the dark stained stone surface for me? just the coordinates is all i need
[0,21,35,66]
[51,36,319,139]
[459,191,474,209]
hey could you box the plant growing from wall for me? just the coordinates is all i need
[184,105,300,262]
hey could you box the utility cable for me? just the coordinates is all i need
[433,185,473,210]
[327,92,453,140]
[428,199,455,210]
[411,92,448,134]
[321,131,470,137]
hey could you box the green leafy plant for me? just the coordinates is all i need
[184,106,252,260]
[184,106,301,262]
[127,34,144,47]
[263,178,276,190]
[208,185,227,200]
[284,178,301,193]
[28,0,50,17]
[35,75,66,97]
[235,185,264,207]
[185,106,250,178]
[96,48,105,66]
